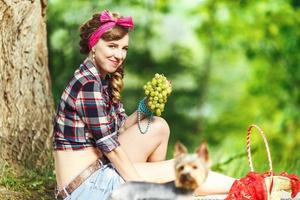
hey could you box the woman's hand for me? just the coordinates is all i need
[105,146,143,182]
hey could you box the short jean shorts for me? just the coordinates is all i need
[63,163,125,200]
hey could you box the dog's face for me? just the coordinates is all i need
[174,142,211,190]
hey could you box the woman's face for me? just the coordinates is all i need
[92,34,129,78]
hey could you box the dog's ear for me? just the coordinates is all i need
[195,142,209,162]
[174,141,188,157]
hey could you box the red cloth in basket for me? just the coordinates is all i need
[281,172,300,198]
[225,172,300,200]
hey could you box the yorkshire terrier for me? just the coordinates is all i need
[109,141,211,200]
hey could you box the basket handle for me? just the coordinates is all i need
[247,124,273,173]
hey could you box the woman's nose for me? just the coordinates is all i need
[114,49,125,60]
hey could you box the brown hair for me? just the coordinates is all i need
[79,11,129,103]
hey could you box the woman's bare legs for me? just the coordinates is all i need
[194,171,235,195]
[118,116,175,182]
[118,116,170,163]
[118,116,235,192]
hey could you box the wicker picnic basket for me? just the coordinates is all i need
[247,124,292,200]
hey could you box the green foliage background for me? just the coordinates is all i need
[48,0,299,178]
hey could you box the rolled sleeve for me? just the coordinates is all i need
[95,131,119,153]
[116,102,128,129]
[76,80,120,153]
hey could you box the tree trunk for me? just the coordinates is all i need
[0,0,54,169]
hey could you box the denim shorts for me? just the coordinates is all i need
[63,163,125,200]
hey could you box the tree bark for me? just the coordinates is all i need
[0,0,54,169]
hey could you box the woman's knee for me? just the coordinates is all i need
[151,116,170,140]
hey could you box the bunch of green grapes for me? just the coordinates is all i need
[143,73,172,116]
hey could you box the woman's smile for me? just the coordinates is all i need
[108,59,119,67]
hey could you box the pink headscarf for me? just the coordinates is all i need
[88,10,134,50]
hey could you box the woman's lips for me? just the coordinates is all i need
[109,59,119,67]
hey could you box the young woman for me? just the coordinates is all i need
[53,10,235,200]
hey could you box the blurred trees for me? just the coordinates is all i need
[47,0,299,177]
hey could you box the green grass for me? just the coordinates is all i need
[0,161,55,200]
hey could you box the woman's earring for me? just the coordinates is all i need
[92,49,96,62]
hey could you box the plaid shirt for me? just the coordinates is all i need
[53,59,127,153]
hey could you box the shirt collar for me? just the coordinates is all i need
[83,58,111,85]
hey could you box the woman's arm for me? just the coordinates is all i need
[76,81,142,181]
[104,145,143,182]
[106,146,175,183]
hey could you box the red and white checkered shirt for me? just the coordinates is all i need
[53,59,127,153]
